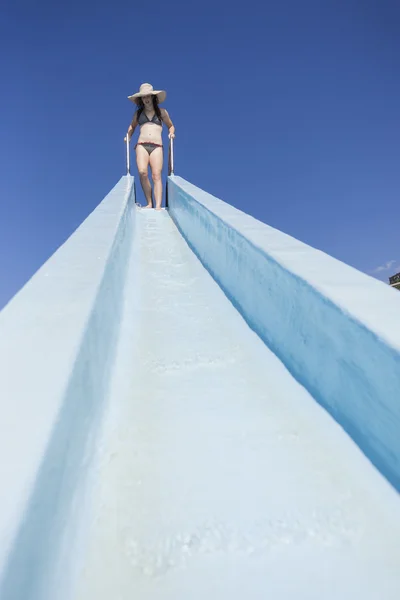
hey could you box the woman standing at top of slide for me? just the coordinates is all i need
[124,83,175,210]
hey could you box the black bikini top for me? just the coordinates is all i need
[137,110,163,127]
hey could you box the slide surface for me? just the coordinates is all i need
[73,209,400,600]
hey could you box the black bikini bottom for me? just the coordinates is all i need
[136,142,163,155]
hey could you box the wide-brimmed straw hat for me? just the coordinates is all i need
[128,82,166,105]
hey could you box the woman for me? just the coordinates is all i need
[124,83,175,210]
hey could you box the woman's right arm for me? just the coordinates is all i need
[124,113,138,142]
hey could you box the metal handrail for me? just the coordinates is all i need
[168,136,174,175]
[165,136,175,209]
[126,135,130,175]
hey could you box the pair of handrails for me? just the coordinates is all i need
[125,137,174,176]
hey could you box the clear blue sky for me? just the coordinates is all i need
[1,0,399,309]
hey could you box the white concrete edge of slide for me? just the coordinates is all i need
[0,175,135,593]
[167,174,400,493]
[170,175,400,352]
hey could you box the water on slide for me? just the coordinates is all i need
[74,209,400,599]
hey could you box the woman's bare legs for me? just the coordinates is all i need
[136,145,153,207]
[149,147,164,210]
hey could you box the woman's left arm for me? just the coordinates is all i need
[161,109,175,138]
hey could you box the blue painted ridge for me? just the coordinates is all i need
[0,176,136,600]
[168,175,400,492]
